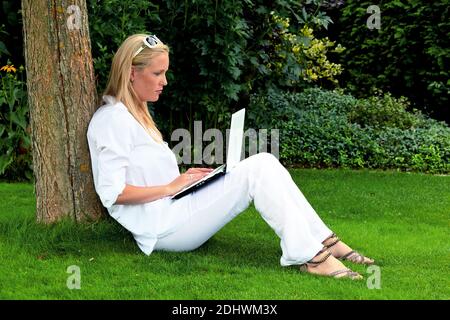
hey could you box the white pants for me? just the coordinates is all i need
[154,153,333,266]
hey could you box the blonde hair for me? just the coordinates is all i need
[103,34,169,143]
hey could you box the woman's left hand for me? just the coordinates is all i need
[166,167,214,196]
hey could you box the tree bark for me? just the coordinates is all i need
[22,0,105,223]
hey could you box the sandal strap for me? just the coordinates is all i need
[340,250,356,260]
[307,251,332,267]
[328,269,361,279]
[324,238,340,249]
[340,250,368,264]
[328,269,351,277]
[323,233,340,249]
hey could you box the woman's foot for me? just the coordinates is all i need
[322,233,375,265]
[299,249,363,280]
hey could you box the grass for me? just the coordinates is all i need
[0,169,449,300]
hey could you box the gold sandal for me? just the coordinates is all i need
[299,248,363,280]
[323,233,375,265]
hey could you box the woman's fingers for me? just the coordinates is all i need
[169,167,216,195]
[184,169,212,184]
[197,167,214,171]
[179,167,214,190]
[185,171,208,182]
[186,167,214,174]
[169,169,213,195]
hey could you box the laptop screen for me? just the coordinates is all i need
[226,108,245,173]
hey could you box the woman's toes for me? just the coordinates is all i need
[340,250,375,265]
[330,269,364,280]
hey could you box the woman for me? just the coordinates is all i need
[87,34,374,280]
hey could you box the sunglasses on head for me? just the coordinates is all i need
[132,35,162,58]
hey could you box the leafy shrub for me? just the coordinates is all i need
[247,88,450,173]
[0,63,32,181]
[263,13,344,89]
[87,0,159,93]
[327,0,450,122]
[0,1,23,67]
[87,0,344,137]
[348,91,421,129]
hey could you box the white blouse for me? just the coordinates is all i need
[87,95,192,254]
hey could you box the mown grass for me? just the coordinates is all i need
[0,169,448,300]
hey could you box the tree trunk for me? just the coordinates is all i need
[22,0,105,223]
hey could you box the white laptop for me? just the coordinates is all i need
[171,108,245,200]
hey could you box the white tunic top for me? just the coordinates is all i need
[87,96,192,254]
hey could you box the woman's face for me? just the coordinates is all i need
[131,52,169,103]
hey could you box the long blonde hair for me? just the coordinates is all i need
[103,34,169,143]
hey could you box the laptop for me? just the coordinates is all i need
[171,108,245,200]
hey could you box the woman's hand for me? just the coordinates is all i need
[115,168,214,205]
[167,167,214,196]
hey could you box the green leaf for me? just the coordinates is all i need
[10,112,27,131]
[302,7,308,22]
[0,41,10,56]
[0,154,14,174]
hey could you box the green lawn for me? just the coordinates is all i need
[0,169,449,299]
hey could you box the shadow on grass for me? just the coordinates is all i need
[0,215,137,256]
[1,214,282,270]
[200,237,280,268]
[149,234,282,272]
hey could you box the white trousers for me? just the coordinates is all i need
[154,153,333,266]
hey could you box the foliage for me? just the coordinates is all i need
[247,88,450,173]
[0,63,32,181]
[0,0,343,181]
[267,14,344,88]
[327,0,450,122]
[348,90,421,130]
[87,0,160,92]
[0,1,23,67]
[3,0,448,180]
[0,24,9,58]
[87,0,344,136]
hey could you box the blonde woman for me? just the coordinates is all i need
[87,34,374,280]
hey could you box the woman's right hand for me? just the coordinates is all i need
[167,167,214,196]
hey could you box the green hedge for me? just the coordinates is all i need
[326,0,450,123]
[247,88,450,173]
[0,65,32,181]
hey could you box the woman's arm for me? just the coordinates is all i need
[114,167,214,205]
[115,184,172,204]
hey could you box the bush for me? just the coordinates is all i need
[247,88,450,173]
[369,125,450,173]
[0,0,345,181]
[87,0,159,93]
[326,0,450,123]
[348,91,421,129]
[87,0,345,137]
[0,63,32,181]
